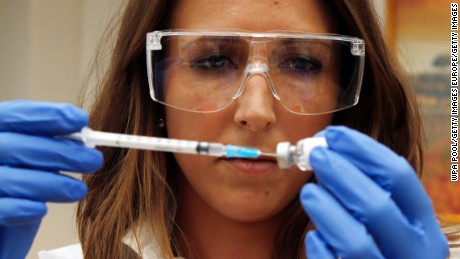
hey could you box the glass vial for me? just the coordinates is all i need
[276,137,328,171]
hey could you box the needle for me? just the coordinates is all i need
[259,152,277,158]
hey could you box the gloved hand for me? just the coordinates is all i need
[0,100,103,259]
[301,126,449,259]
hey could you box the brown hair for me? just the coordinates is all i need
[77,0,427,258]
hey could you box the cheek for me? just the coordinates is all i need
[281,112,333,140]
[269,169,312,205]
[166,110,206,140]
[174,155,210,200]
[165,108,229,141]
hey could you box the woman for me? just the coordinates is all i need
[0,0,454,258]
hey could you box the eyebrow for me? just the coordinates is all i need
[277,38,334,49]
[179,36,248,53]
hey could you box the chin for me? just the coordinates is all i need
[217,196,289,223]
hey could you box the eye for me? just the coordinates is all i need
[191,54,237,71]
[278,56,322,74]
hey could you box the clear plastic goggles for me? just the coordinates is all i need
[146,30,365,115]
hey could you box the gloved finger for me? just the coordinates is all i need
[0,100,88,135]
[310,147,426,258]
[305,231,336,259]
[300,184,385,259]
[0,198,47,226]
[316,126,433,220]
[0,133,103,172]
[0,221,41,259]
[0,166,88,202]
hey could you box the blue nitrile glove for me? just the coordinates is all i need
[0,100,103,259]
[300,126,449,259]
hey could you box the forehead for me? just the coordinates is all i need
[169,0,336,34]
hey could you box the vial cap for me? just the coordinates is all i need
[276,141,294,169]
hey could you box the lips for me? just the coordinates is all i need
[222,158,278,175]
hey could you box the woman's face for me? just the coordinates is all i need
[166,0,335,222]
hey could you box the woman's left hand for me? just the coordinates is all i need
[300,126,449,259]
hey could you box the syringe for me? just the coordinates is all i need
[64,127,262,158]
[63,127,328,169]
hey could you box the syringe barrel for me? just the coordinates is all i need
[68,127,260,158]
[83,128,200,154]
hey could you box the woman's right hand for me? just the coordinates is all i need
[0,100,103,259]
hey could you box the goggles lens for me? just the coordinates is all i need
[147,31,365,115]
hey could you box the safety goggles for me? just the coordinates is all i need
[146,30,365,115]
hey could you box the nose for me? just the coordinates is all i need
[233,71,277,131]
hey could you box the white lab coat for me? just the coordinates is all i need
[450,238,460,258]
[452,247,460,258]
[38,244,460,259]
[38,225,184,259]
[38,226,460,259]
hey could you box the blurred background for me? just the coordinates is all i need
[0,0,456,258]
[0,0,122,257]
[385,0,460,217]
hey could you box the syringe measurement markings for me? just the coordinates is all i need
[78,128,252,157]
[116,135,201,154]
